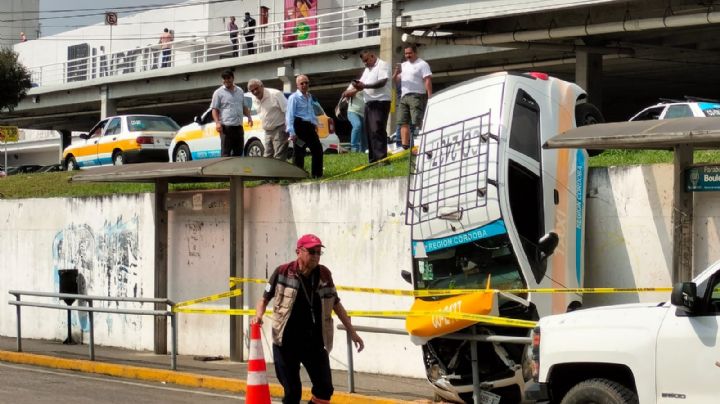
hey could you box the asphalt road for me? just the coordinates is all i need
[0,362,280,404]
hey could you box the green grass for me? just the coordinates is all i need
[0,152,410,199]
[3,149,720,199]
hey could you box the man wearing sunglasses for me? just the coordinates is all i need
[253,234,364,404]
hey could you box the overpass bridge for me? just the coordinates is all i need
[2,0,720,134]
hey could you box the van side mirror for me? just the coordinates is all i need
[79,133,90,139]
[193,116,201,124]
[401,270,412,284]
[538,232,559,261]
[671,282,697,313]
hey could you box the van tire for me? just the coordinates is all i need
[174,144,192,162]
[560,378,638,404]
[575,103,605,157]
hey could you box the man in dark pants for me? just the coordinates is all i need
[211,70,253,156]
[252,234,364,404]
[286,74,323,178]
[344,49,391,163]
[243,12,256,55]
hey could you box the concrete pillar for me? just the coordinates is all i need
[100,85,117,119]
[672,145,694,282]
[277,59,295,93]
[575,51,602,107]
[380,0,402,134]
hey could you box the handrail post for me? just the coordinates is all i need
[170,309,177,370]
[14,293,22,352]
[88,300,95,361]
[346,328,355,393]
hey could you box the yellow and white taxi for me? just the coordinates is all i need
[168,93,341,162]
[63,115,180,170]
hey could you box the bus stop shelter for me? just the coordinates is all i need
[545,117,720,283]
[71,157,308,361]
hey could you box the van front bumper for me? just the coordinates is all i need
[524,381,550,401]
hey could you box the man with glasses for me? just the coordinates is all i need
[253,234,364,404]
[343,49,391,163]
[248,79,289,160]
[211,70,253,157]
[286,74,324,178]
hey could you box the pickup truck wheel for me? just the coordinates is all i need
[561,378,638,404]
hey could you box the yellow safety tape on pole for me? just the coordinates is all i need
[174,288,243,309]
[226,277,672,297]
[345,310,537,328]
[174,307,257,315]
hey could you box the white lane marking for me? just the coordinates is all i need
[0,362,285,402]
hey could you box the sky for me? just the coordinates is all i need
[39,0,181,36]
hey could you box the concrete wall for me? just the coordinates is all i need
[2,165,720,379]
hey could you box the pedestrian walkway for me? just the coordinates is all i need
[0,336,435,403]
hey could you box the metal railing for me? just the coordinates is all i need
[28,8,370,88]
[337,323,531,403]
[8,290,177,370]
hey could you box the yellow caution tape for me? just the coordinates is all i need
[319,148,411,182]
[174,288,243,309]
[174,307,258,315]
[227,277,672,297]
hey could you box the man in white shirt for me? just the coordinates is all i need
[393,45,432,149]
[211,70,253,156]
[344,49,391,163]
[248,79,289,160]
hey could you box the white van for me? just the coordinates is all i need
[403,71,603,403]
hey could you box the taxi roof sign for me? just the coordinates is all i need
[0,126,19,143]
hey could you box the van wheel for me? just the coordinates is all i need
[66,156,78,171]
[245,139,264,157]
[113,151,125,166]
[575,103,605,157]
[561,378,638,404]
[174,144,192,162]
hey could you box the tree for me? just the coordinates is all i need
[0,48,32,112]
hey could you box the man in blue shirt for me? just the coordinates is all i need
[286,74,323,178]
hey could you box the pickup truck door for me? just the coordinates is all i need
[655,272,720,403]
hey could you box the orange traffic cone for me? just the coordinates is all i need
[246,322,271,404]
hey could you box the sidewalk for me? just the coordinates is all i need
[0,336,434,403]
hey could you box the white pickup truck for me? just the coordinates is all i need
[526,261,720,403]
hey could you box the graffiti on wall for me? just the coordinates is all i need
[52,215,143,332]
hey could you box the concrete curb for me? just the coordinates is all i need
[0,350,413,404]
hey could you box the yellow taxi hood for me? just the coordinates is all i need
[406,291,499,344]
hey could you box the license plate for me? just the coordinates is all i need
[477,390,501,404]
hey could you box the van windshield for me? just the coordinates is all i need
[413,233,525,293]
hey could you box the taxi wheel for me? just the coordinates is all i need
[245,139,264,157]
[174,145,192,162]
[66,157,78,171]
[113,151,125,166]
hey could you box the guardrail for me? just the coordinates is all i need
[337,323,531,402]
[28,7,371,87]
[8,290,177,370]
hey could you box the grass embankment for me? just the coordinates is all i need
[3,150,720,199]
[0,153,409,199]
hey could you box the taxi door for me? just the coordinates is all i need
[75,119,108,167]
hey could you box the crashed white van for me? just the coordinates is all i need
[403,71,602,403]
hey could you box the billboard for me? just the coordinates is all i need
[283,0,317,48]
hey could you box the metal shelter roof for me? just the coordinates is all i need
[69,157,308,183]
[544,117,720,150]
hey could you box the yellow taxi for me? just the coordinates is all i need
[168,93,341,162]
[63,115,180,170]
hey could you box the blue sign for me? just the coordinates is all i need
[686,165,720,192]
[413,220,507,255]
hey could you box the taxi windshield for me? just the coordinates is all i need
[413,233,525,293]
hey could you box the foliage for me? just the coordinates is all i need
[3,149,720,199]
[0,48,32,112]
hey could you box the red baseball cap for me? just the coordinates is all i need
[297,234,324,249]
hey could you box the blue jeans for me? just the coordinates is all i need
[348,111,366,152]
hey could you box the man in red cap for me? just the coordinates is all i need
[253,234,364,404]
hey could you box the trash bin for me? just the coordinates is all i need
[58,269,78,305]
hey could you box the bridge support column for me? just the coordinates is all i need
[277,59,295,93]
[100,85,117,119]
[380,0,402,136]
[575,51,603,108]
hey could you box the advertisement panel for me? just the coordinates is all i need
[283,0,317,47]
